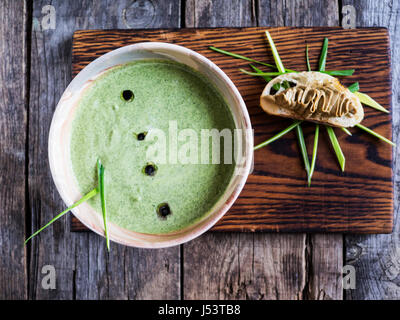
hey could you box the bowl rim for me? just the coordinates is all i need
[48,42,253,248]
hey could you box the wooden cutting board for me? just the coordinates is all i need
[70,27,393,233]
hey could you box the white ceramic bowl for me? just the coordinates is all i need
[48,42,253,248]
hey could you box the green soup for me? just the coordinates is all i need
[71,59,236,234]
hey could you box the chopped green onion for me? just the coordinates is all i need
[250,64,280,91]
[354,92,389,113]
[265,31,286,73]
[296,124,311,179]
[308,124,319,186]
[209,46,278,69]
[319,38,329,71]
[97,159,110,251]
[347,82,359,93]
[321,69,355,76]
[282,81,291,89]
[326,126,345,171]
[240,69,287,77]
[341,127,352,136]
[306,44,311,72]
[356,124,395,146]
[254,120,302,150]
[25,188,99,244]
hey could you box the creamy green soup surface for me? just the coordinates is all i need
[70,59,236,234]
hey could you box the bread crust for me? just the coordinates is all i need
[259,72,364,128]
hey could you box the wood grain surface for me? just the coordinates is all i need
[0,0,28,300]
[343,0,400,300]
[71,26,393,234]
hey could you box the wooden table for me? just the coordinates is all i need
[0,0,399,300]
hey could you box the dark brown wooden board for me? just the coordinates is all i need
[71,27,393,233]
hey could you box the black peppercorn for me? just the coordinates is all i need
[157,203,171,219]
[121,90,134,101]
[137,132,146,141]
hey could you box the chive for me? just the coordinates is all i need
[306,44,352,75]
[308,124,319,186]
[210,45,300,72]
[319,38,329,71]
[306,44,311,72]
[97,159,110,250]
[254,120,301,150]
[250,64,280,91]
[265,31,286,73]
[25,188,99,244]
[341,127,352,136]
[347,82,359,93]
[250,64,272,81]
[326,126,345,171]
[209,46,278,69]
[240,69,287,77]
[321,69,355,76]
[282,81,291,89]
[296,124,311,178]
[354,91,389,113]
[356,124,395,146]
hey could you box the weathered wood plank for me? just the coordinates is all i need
[0,0,28,300]
[28,0,181,299]
[343,0,400,300]
[184,233,307,299]
[258,0,339,27]
[306,234,343,299]
[185,0,256,27]
[74,234,180,299]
